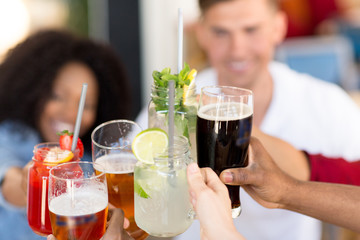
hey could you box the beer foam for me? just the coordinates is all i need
[49,187,108,216]
[198,102,252,121]
[95,153,136,174]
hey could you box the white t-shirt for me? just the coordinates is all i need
[136,61,360,240]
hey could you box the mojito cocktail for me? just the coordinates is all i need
[133,135,193,237]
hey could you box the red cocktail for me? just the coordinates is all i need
[27,142,79,236]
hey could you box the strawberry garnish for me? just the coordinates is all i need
[57,130,84,158]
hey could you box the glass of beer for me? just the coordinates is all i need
[197,86,253,218]
[91,119,148,240]
[48,161,108,240]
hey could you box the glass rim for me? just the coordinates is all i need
[200,85,253,97]
[32,142,80,163]
[153,136,189,160]
[91,119,142,150]
[49,161,105,181]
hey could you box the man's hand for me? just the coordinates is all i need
[220,137,297,209]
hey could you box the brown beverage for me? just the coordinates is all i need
[95,153,148,240]
[197,103,253,212]
[49,189,108,240]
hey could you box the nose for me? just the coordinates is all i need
[63,101,79,125]
[229,33,246,58]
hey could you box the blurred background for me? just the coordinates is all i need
[0,0,360,239]
[0,0,199,119]
[1,0,360,119]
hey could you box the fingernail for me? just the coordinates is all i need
[222,172,233,183]
[188,163,199,174]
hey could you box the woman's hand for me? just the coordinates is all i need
[187,163,245,240]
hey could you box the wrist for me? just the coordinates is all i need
[278,177,302,210]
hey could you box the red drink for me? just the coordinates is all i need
[27,143,78,236]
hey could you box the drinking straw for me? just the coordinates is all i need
[177,8,183,74]
[71,83,88,153]
[168,80,175,169]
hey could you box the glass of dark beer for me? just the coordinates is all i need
[197,86,253,218]
[48,162,108,240]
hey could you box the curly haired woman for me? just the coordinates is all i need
[0,30,132,239]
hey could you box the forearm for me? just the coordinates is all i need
[281,180,360,232]
[252,127,310,181]
[1,167,26,207]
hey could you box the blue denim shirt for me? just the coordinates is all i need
[0,121,91,239]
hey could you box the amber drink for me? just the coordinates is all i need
[48,162,108,240]
[92,120,147,240]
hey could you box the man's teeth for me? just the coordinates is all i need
[229,62,247,70]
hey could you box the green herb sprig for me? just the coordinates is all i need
[151,63,196,141]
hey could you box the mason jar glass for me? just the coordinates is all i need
[134,136,194,237]
[148,84,197,161]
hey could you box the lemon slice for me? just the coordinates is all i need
[183,69,197,106]
[132,128,168,164]
[44,147,74,164]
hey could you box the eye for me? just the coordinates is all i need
[212,27,228,38]
[50,92,65,102]
[245,26,258,34]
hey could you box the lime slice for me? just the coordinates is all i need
[134,180,150,198]
[44,147,74,164]
[183,69,197,106]
[132,128,168,164]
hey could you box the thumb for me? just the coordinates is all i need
[220,167,254,186]
[187,163,208,196]
[103,209,124,239]
[220,137,266,186]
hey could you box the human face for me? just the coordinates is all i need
[197,0,286,89]
[39,62,99,142]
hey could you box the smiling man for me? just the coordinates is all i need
[171,0,360,239]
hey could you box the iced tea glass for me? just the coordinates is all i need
[91,119,147,240]
[197,86,253,218]
[27,142,79,236]
[48,162,108,240]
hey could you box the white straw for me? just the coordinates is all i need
[168,80,175,168]
[71,83,88,152]
[177,8,183,74]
